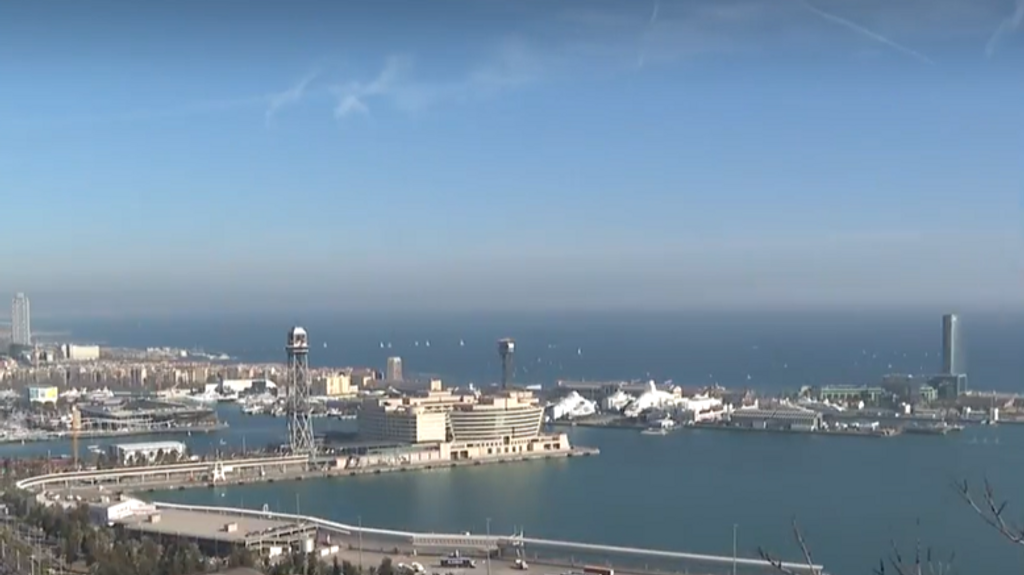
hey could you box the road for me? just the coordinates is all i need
[329,547,564,575]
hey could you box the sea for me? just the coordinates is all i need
[9,311,1024,575]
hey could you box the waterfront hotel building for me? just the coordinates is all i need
[358,388,571,459]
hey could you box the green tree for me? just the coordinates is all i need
[63,524,84,563]
[228,546,256,569]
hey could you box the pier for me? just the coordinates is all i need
[60,497,831,575]
[16,448,600,492]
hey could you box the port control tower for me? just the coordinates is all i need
[286,326,315,455]
[498,338,515,389]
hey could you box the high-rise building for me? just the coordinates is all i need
[386,356,403,381]
[11,293,31,346]
[942,313,962,375]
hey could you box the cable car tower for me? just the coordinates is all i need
[286,326,316,455]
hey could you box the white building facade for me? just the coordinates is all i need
[11,293,30,346]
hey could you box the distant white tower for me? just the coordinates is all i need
[11,293,31,346]
[386,356,403,381]
[942,313,963,375]
[286,327,315,455]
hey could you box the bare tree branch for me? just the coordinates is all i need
[756,519,821,575]
[757,547,801,575]
[791,519,817,572]
[955,478,1024,545]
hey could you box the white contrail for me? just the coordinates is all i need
[637,0,660,68]
[801,1,936,66]
[985,0,1024,57]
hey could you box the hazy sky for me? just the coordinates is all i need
[0,0,1021,316]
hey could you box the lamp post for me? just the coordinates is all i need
[358,515,363,573]
[486,518,492,575]
[732,524,738,575]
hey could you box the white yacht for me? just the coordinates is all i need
[156,387,190,400]
[84,387,115,402]
[181,389,220,406]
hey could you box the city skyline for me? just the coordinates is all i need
[0,0,1021,315]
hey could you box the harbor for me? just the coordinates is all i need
[18,469,825,575]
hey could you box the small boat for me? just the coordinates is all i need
[641,428,669,436]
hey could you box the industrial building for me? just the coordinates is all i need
[108,441,187,464]
[729,406,822,431]
[815,385,888,404]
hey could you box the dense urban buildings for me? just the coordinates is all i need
[11,292,31,346]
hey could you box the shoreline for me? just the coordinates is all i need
[551,419,968,438]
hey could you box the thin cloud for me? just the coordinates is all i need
[330,43,539,122]
[330,55,410,119]
[800,1,937,66]
[985,0,1024,57]
[265,70,320,126]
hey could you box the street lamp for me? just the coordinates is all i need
[732,524,738,575]
[486,518,492,575]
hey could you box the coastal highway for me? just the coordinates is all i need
[327,546,751,575]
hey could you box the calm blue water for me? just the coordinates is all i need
[13,312,1024,575]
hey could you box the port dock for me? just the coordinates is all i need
[18,456,824,575]
[16,448,601,493]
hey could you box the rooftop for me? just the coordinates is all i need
[116,508,302,543]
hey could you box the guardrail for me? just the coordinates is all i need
[15,455,309,489]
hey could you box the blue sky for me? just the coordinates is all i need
[0,0,1021,316]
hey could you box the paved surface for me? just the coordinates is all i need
[116,507,303,543]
